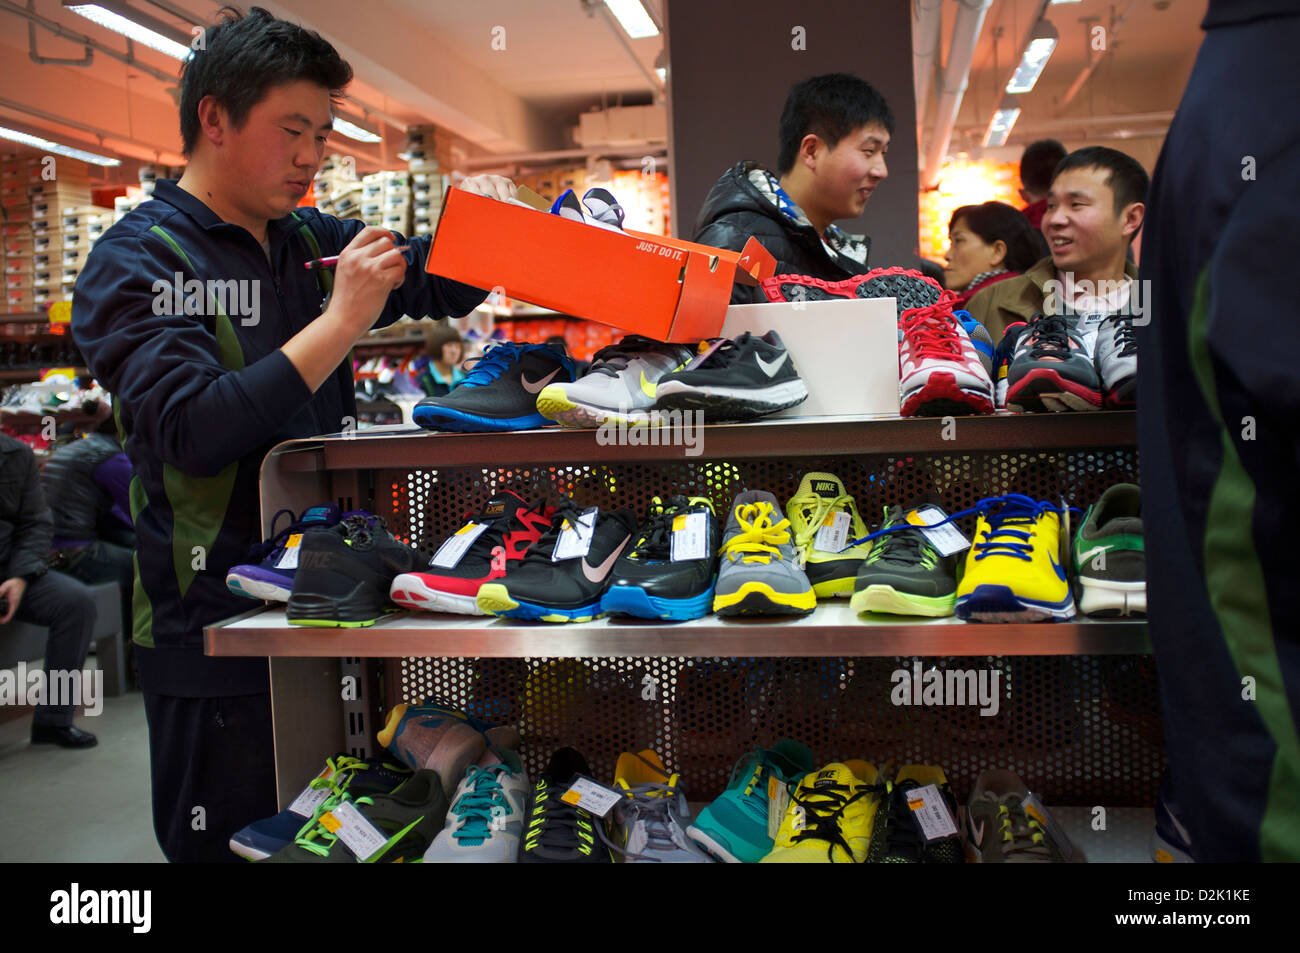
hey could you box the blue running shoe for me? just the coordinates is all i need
[412,341,576,433]
[601,496,720,621]
[226,503,342,602]
[954,309,995,376]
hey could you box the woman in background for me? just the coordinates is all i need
[943,201,1048,310]
[417,323,467,397]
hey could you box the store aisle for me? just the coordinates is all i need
[0,688,164,863]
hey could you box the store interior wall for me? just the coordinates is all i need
[665,0,920,268]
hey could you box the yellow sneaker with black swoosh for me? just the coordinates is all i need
[760,761,885,863]
[534,334,695,428]
[955,494,1076,622]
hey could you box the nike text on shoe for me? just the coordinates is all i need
[607,750,711,863]
[535,334,695,428]
[412,340,576,432]
[226,503,342,602]
[1073,482,1145,617]
[519,747,611,863]
[760,266,944,320]
[713,490,816,617]
[475,501,639,622]
[897,296,995,417]
[389,491,553,615]
[786,472,872,598]
[851,503,958,617]
[652,331,808,422]
[286,512,422,627]
[955,494,1076,623]
[1095,312,1138,408]
[1005,312,1103,412]
[423,747,530,863]
[601,496,721,621]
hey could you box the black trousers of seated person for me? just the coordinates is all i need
[15,570,96,728]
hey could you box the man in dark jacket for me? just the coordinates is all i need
[0,434,98,747]
[693,73,891,303]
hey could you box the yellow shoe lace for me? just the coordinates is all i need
[722,502,792,565]
[788,490,861,554]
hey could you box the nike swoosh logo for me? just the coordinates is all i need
[755,352,789,377]
[969,816,985,846]
[521,368,561,394]
[639,371,657,400]
[1077,545,1110,566]
[1049,555,1067,582]
[581,535,630,583]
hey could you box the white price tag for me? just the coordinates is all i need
[430,522,490,569]
[287,763,334,818]
[319,800,388,862]
[560,776,622,818]
[274,533,304,569]
[552,508,598,561]
[766,774,791,840]
[905,784,960,841]
[905,506,970,557]
[1023,792,1078,861]
[814,510,851,554]
[670,511,708,562]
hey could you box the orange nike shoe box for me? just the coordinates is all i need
[425,187,775,343]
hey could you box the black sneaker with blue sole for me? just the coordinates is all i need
[412,340,576,433]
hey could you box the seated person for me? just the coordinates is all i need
[416,323,466,397]
[965,146,1148,342]
[693,73,892,303]
[1018,139,1066,230]
[944,201,1049,310]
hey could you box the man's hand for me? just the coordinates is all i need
[453,174,518,203]
[325,226,409,337]
[0,577,27,624]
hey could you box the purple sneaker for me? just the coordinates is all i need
[227,503,343,602]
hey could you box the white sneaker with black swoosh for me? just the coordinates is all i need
[652,330,808,422]
[535,334,695,428]
[476,502,639,622]
[413,341,576,433]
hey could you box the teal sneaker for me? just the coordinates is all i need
[685,739,815,863]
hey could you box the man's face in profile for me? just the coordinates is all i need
[813,122,890,222]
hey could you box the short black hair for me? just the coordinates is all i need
[1052,146,1150,216]
[777,74,894,175]
[949,201,1048,272]
[179,7,352,156]
[1019,139,1067,193]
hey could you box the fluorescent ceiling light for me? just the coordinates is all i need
[0,125,121,166]
[64,2,192,60]
[1006,22,1059,94]
[604,0,659,38]
[655,66,666,81]
[332,116,382,143]
[982,99,1021,147]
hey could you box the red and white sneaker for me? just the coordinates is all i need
[760,266,944,319]
[898,297,996,417]
[390,491,554,615]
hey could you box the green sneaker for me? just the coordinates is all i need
[850,503,957,617]
[685,739,814,863]
[1073,483,1145,617]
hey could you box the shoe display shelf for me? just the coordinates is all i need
[206,411,1160,859]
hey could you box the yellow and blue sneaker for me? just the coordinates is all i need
[955,494,1076,622]
[786,472,872,598]
[760,761,885,863]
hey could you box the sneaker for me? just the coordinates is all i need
[652,331,808,422]
[286,512,422,627]
[955,494,1076,623]
[519,747,611,863]
[607,750,711,863]
[1005,313,1103,412]
[475,501,638,622]
[687,739,815,863]
[376,702,490,796]
[760,266,944,319]
[992,320,1029,408]
[955,309,995,376]
[226,503,342,602]
[412,340,576,432]
[785,472,871,598]
[850,504,958,617]
[1073,482,1145,617]
[898,298,995,416]
[601,496,721,621]
[549,187,623,233]
[389,491,554,615]
[1151,774,1194,863]
[966,769,1081,863]
[580,187,626,230]
[713,490,816,617]
[534,334,694,428]
[423,748,530,863]
[760,761,885,864]
[1095,312,1138,407]
[228,754,411,861]
[266,769,448,863]
[866,765,963,863]
[388,698,522,750]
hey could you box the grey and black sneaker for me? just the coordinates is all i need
[412,340,576,432]
[965,768,1083,863]
[1073,482,1145,617]
[850,503,957,617]
[1005,312,1103,412]
[534,334,695,428]
[287,512,422,626]
[1095,313,1138,408]
[760,266,944,320]
[652,331,808,422]
[607,749,712,863]
[713,490,816,617]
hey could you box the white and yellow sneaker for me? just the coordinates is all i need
[786,472,871,598]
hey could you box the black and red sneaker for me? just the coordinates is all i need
[390,491,555,615]
[760,266,944,319]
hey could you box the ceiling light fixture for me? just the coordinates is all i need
[982,96,1021,147]
[603,0,659,38]
[332,115,382,144]
[0,125,121,166]
[1005,20,1059,94]
[63,1,192,60]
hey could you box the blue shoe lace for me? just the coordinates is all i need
[246,507,336,564]
[970,494,1060,563]
[450,764,515,843]
[841,493,1080,552]
[460,341,574,389]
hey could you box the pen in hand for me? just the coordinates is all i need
[304,246,411,271]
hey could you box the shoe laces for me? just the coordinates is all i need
[629,496,714,560]
[520,500,589,566]
[459,341,570,389]
[1020,313,1078,360]
[789,490,862,555]
[522,778,600,858]
[722,501,792,564]
[244,507,303,563]
[900,299,964,361]
[972,494,1058,563]
[450,764,516,842]
[1105,314,1137,357]
[787,777,877,862]
[606,775,688,862]
[863,507,937,570]
[989,794,1053,860]
[337,511,385,548]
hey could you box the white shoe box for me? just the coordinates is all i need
[721,296,899,418]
